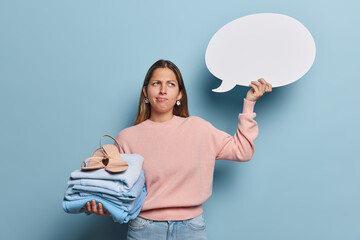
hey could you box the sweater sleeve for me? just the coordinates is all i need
[115,130,128,154]
[208,98,259,162]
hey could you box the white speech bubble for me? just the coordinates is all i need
[205,13,316,92]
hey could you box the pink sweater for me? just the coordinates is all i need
[115,98,258,221]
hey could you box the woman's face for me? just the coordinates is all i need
[143,67,183,116]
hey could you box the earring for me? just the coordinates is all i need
[145,98,149,103]
[176,100,181,106]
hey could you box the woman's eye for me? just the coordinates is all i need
[152,82,158,86]
[169,83,175,86]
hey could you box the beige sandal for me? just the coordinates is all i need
[81,156,105,170]
[81,135,128,173]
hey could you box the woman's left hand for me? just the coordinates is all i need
[246,78,272,102]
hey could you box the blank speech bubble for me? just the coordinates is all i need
[205,13,316,92]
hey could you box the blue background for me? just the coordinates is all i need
[1,0,359,239]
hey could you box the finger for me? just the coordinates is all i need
[251,80,262,88]
[91,200,98,214]
[249,84,259,97]
[251,81,264,99]
[256,79,266,93]
[258,79,272,92]
[98,203,105,216]
[258,78,266,84]
[86,202,91,212]
[252,81,265,94]
[265,83,272,92]
[250,82,260,94]
[267,81,273,91]
[258,78,266,87]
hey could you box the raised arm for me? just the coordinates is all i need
[207,98,258,162]
[211,78,272,161]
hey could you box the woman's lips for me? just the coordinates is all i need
[156,97,167,102]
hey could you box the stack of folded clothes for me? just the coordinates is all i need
[62,153,147,224]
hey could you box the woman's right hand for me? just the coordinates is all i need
[81,200,111,216]
[246,78,272,102]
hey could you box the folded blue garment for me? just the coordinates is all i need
[70,153,144,189]
[68,170,145,200]
[70,170,144,199]
[62,184,147,223]
[64,171,145,211]
[68,178,126,192]
[72,185,136,202]
[64,187,135,210]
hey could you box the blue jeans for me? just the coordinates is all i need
[127,213,207,240]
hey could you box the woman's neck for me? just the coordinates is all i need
[149,112,174,123]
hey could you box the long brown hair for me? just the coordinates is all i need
[133,59,189,125]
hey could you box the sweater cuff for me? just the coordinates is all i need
[242,98,256,113]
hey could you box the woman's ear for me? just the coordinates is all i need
[142,86,147,98]
[177,90,183,101]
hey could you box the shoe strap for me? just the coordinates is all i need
[100,135,121,153]
[81,156,104,168]
[91,147,104,157]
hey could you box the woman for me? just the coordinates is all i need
[85,59,272,239]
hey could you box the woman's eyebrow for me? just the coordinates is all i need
[151,79,177,82]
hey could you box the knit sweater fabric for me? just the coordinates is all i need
[115,98,258,221]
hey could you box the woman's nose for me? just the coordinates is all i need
[160,85,167,94]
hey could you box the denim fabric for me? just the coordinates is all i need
[62,184,147,223]
[126,213,207,240]
[70,153,144,188]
